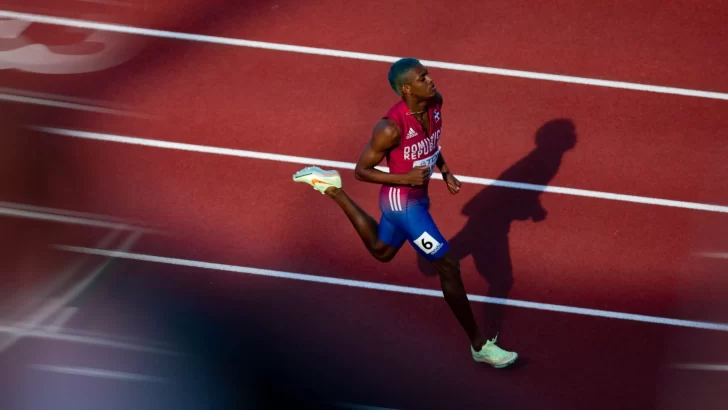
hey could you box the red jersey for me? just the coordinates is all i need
[380,99,443,199]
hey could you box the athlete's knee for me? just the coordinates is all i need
[431,252,461,279]
[371,243,398,263]
[373,251,395,263]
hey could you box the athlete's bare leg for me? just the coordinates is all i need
[322,181,484,348]
[324,186,400,262]
[294,167,516,366]
[430,251,487,350]
[325,185,486,349]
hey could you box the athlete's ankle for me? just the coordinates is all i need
[325,186,342,198]
[471,335,487,351]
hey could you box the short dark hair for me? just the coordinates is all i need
[388,57,421,95]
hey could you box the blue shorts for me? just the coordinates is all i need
[377,186,449,261]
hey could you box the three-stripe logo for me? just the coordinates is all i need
[388,187,402,211]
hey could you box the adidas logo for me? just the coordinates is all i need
[406,128,418,139]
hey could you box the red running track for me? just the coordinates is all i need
[3,0,728,92]
[1,1,728,409]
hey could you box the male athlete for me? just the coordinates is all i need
[292,58,517,368]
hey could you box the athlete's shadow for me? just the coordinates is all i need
[418,118,578,347]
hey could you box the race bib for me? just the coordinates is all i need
[412,146,441,175]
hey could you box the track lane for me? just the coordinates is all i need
[1,4,725,410]
[0,217,116,320]
[2,13,726,209]
[5,130,725,327]
[2,0,727,92]
[6,40,726,210]
[0,0,280,31]
[17,255,728,410]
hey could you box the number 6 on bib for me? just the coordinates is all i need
[414,231,441,255]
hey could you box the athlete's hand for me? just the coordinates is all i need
[443,172,460,194]
[405,166,431,185]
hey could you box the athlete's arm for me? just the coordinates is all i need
[436,151,450,175]
[436,151,461,194]
[354,118,430,186]
[429,90,458,193]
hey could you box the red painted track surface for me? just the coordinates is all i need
[2,1,728,409]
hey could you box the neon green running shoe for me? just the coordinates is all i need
[471,334,518,368]
[292,166,342,194]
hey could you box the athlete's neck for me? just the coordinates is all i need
[403,96,428,114]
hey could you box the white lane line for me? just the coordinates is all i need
[0,200,139,224]
[695,252,728,260]
[0,231,143,353]
[0,87,148,113]
[0,319,174,346]
[670,363,728,372]
[1,229,125,322]
[0,93,151,117]
[53,245,728,333]
[46,307,78,333]
[50,230,143,304]
[0,325,179,355]
[0,87,125,106]
[31,125,728,215]
[30,364,168,383]
[0,10,727,101]
[0,87,150,117]
[0,204,160,232]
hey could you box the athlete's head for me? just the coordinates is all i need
[387,58,437,99]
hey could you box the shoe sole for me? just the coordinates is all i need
[293,170,341,187]
[474,353,518,369]
[292,168,340,181]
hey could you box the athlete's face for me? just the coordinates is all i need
[402,64,437,99]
